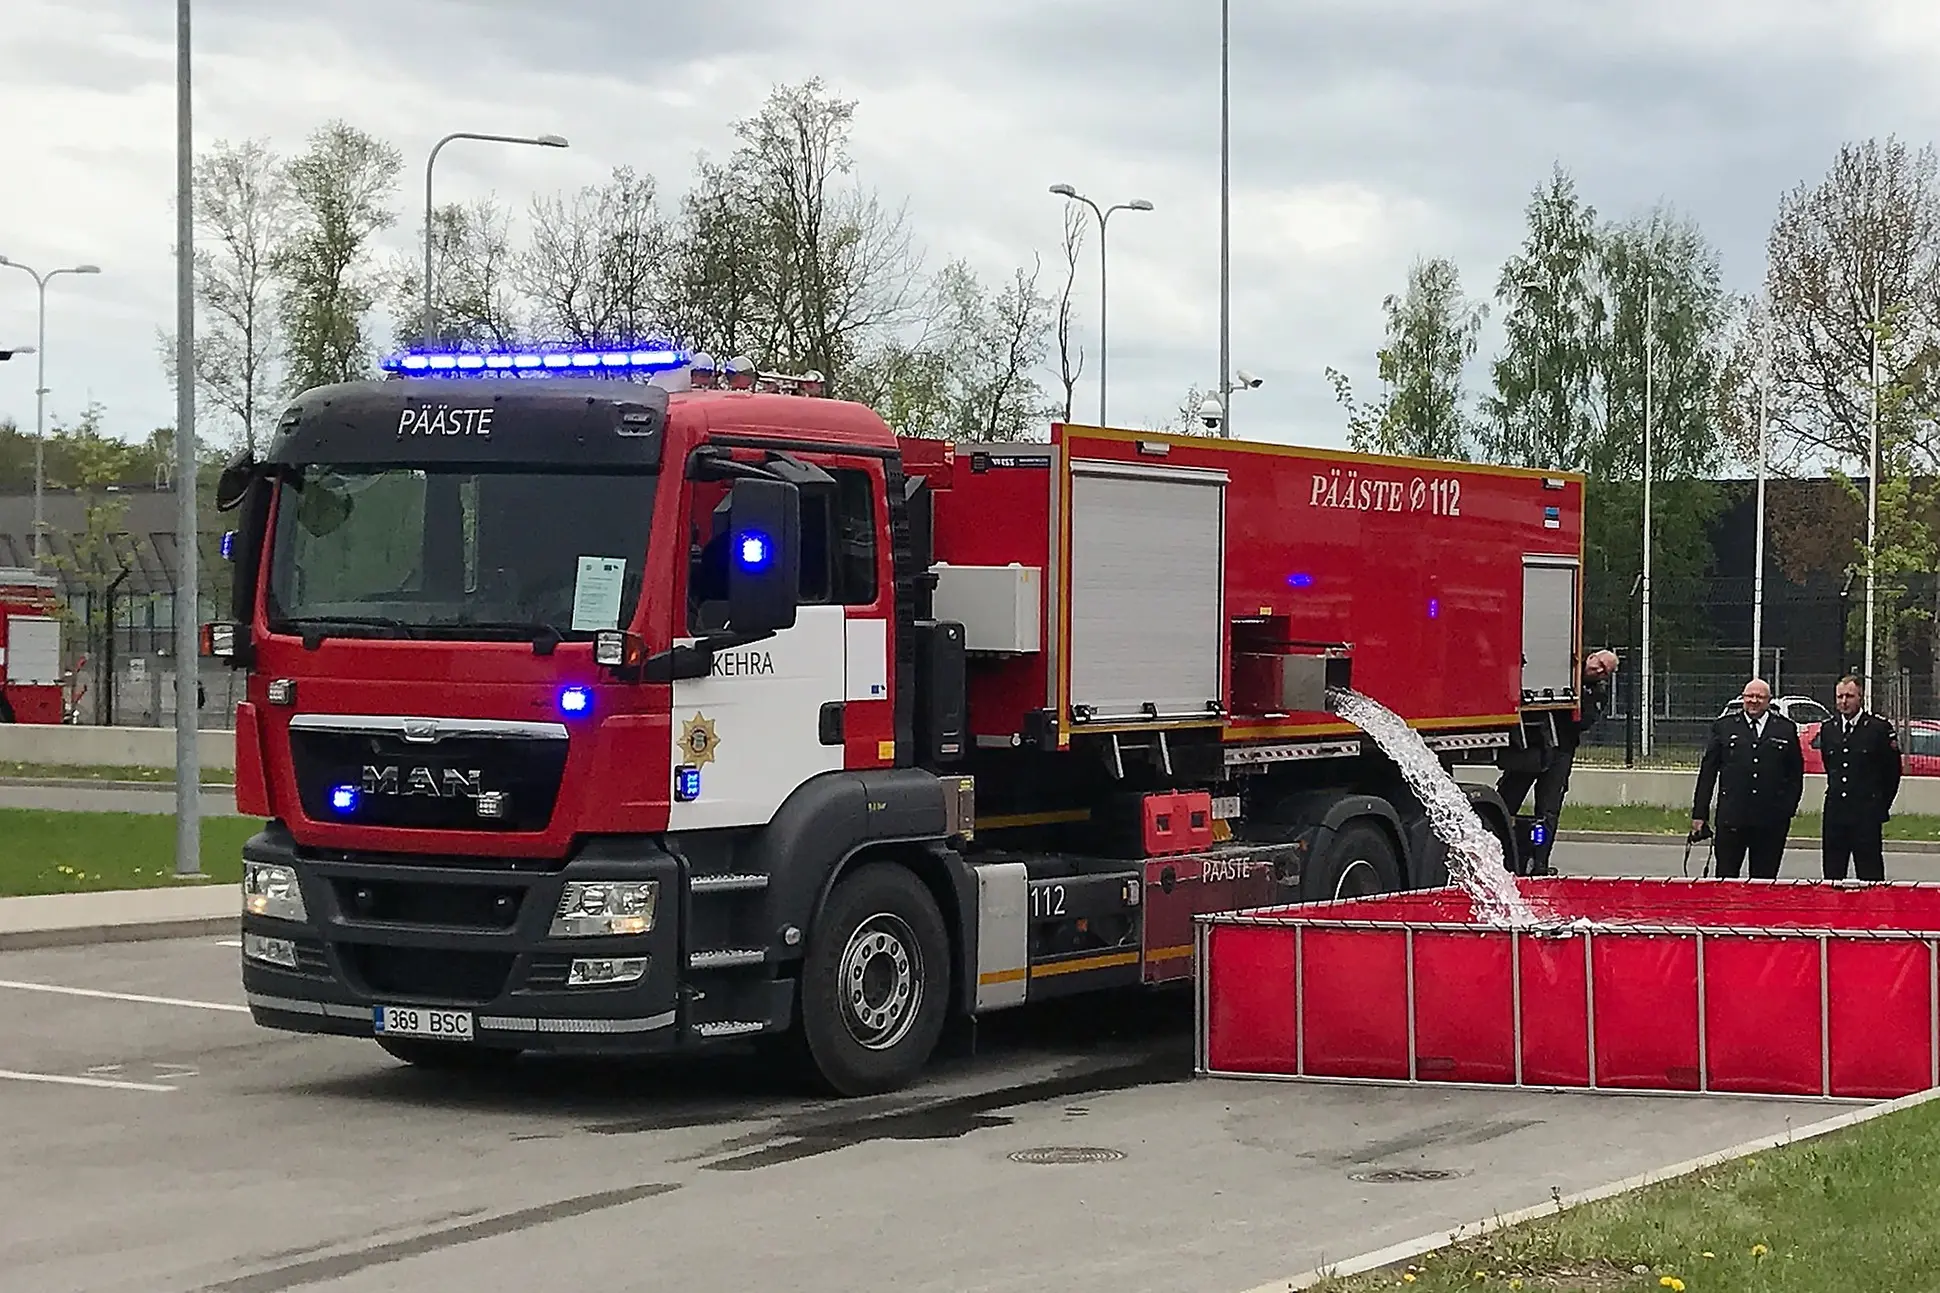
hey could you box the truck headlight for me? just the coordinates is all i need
[550,880,658,937]
[243,861,307,922]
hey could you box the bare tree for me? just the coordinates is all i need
[1054,206,1086,422]
[519,166,669,346]
[277,121,404,393]
[719,79,927,391]
[1764,137,1940,472]
[157,138,291,451]
[393,195,525,348]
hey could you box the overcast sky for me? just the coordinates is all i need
[1,0,1937,453]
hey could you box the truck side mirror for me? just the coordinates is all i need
[725,478,799,637]
[214,448,257,512]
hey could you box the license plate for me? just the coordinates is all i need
[373,1005,474,1041]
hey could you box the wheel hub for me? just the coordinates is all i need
[838,913,922,1051]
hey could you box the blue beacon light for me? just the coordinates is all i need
[559,686,592,716]
[329,784,359,814]
[379,344,691,377]
[735,532,773,570]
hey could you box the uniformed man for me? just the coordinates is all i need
[1813,676,1903,882]
[1497,648,1619,875]
[1692,678,1805,879]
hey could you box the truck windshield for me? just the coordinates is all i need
[265,466,655,641]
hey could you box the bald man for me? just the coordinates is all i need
[1692,678,1805,879]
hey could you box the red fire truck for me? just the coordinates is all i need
[208,345,1585,1095]
[1,567,64,723]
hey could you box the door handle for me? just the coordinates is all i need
[819,702,845,746]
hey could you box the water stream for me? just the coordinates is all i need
[1326,687,1546,928]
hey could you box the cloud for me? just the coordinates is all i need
[0,0,1932,450]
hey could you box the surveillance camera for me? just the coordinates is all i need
[1198,395,1224,430]
[1236,369,1263,388]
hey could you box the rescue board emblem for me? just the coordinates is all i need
[679,713,721,768]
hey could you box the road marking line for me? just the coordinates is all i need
[214,938,242,948]
[1237,1083,1940,1291]
[0,1069,175,1092]
[0,978,249,1013]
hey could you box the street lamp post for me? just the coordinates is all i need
[175,0,199,878]
[0,257,102,566]
[1219,0,1231,437]
[1641,273,1656,760]
[1864,271,1880,706]
[1752,301,1769,678]
[422,131,569,343]
[1049,185,1153,426]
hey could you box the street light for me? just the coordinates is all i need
[1219,0,1231,438]
[1641,271,1656,759]
[1049,185,1153,426]
[0,256,102,566]
[422,131,569,342]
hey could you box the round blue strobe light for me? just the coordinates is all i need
[559,686,592,716]
[329,784,359,814]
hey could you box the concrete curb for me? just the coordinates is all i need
[1237,1081,1940,1291]
[0,916,238,952]
[1561,829,1940,854]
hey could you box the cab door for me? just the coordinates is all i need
[666,452,890,830]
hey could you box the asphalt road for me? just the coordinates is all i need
[0,936,1831,1293]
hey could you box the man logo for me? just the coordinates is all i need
[402,719,440,744]
[362,765,484,798]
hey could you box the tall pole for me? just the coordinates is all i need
[1096,215,1109,425]
[421,131,569,344]
[0,259,100,565]
[174,0,201,877]
[1218,0,1232,438]
[1640,276,1655,759]
[33,280,45,566]
[1865,270,1880,704]
[1752,308,1769,678]
[1049,187,1150,425]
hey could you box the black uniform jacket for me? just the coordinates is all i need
[1812,713,1904,825]
[1693,711,1805,830]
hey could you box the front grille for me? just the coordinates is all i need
[343,944,514,1004]
[329,877,524,929]
[290,729,568,832]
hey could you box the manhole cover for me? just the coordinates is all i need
[1349,1168,1468,1183]
[1008,1147,1126,1165]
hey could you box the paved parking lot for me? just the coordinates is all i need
[0,933,1834,1293]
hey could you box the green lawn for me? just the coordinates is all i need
[0,761,235,785]
[0,809,258,896]
[1561,804,1940,841]
[1312,1098,1940,1292]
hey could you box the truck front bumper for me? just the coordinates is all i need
[237,822,688,1055]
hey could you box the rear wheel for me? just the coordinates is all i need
[797,862,951,1097]
[376,1037,520,1072]
[1302,820,1403,904]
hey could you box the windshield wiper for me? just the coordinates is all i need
[283,615,418,649]
[422,619,566,656]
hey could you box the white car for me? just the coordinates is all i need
[1717,694,1833,726]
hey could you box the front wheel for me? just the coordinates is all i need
[797,862,951,1097]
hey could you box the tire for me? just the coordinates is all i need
[797,862,951,1097]
[1302,820,1403,904]
[376,1037,520,1071]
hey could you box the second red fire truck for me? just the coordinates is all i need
[209,345,1585,1095]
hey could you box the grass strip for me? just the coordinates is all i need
[1561,804,1940,841]
[1312,1098,1940,1291]
[0,808,258,896]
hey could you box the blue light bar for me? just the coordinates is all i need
[379,345,690,378]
